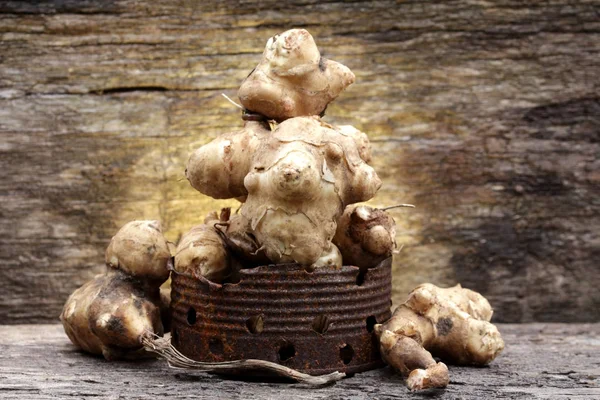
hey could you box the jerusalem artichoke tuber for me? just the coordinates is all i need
[105,220,171,283]
[241,117,381,265]
[333,205,397,270]
[185,28,384,268]
[186,116,381,267]
[238,29,355,121]
[174,224,231,283]
[375,283,504,390]
[61,220,172,360]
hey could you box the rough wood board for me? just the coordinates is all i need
[0,323,598,399]
[0,1,599,323]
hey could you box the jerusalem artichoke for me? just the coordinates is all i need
[238,29,355,121]
[174,224,231,283]
[186,116,381,267]
[105,220,171,283]
[61,220,171,360]
[185,28,384,269]
[186,120,270,199]
[375,283,504,390]
[333,205,397,270]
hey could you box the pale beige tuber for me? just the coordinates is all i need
[238,29,355,121]
[61,220,172,360]
[333,205,397,271]
[186,116,381,267]
[105,220,171,282]
[184,29,387,273]
[186,121,270,199]
[375,283,504,390]
[174,224,231,283]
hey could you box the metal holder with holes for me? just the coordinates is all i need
[170,258,392,376]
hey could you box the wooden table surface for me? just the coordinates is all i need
[0,323,598,399]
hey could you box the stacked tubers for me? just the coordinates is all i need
[184,29,391,278]
[61,221,172,360]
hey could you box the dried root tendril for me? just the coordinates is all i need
[142,332,345,386]
[221,93,244,109]
[380,204,415,211]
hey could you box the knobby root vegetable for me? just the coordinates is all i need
[308,242,342,271]
[186,121,270,199]
[186,116,381,266]
[241,117,381,265]
[187,28,382,268]
[333,205,397,270]
[238,29,355,121]
[105,220,171,283]
[61,270,165,360]
[375,283,504,390]
[61,220,172,360]
[174,224,231,283]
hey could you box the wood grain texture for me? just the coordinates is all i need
[1,0,599,323]
[0,323,598,399]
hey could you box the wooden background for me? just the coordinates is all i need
[1,0,598,324]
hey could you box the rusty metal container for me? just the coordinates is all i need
[170,258,392,376]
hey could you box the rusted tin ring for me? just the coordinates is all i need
[170,258,392,376]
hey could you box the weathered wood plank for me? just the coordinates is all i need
[0,323,598,399]
[0,0,599,323]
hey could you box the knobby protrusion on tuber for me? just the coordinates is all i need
[61,220,172,360]
[375,283,504,390]
[379,330,449,390]
[309,242,343,271]
[238,29,355,121]
[186,121,270,199]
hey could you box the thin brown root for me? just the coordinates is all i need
[142,332,345,386]
[381,204,415,211]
